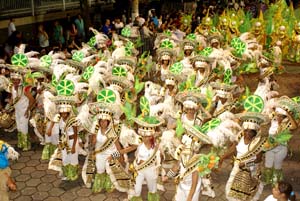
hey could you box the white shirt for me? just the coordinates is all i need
[8,22,16,36]
[264,195,277,201]
[136,143,154,164]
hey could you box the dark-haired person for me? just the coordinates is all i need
[219,112,268,201]
[264,181,296,201]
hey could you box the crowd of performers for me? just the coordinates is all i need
[0,0,299,200]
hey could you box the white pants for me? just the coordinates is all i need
[62,139,79,166]
[45,123,59,145]
[95,152,110,174]
[265,145,287,169]
[134,166,158,196]
[174,176,201,201]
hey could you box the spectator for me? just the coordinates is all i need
[264,181,296,201]
[37,24,49,51]
[102,19,112,37]
[53,21,65,47]
[151,11,159,28]
[8,18,16,37]
[63,14,73,45]
[113,18,124,35]
[74,14,86,42]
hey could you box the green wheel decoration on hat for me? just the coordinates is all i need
[230,37,242,48]
[82,66,94,80]
[97,89,116,103]
[160,39,173,48]
[126,41,134,49]
[170,62,183,74]
[186,33,196,41]
[210,27,218,33]
[292,96,300,104]
[244,95,264,113]
[51,74,58,87]
[32,72,44,79]
[199,118,221,134]
[72,51,84,62]
[125,46,132,56]
[56,80,75,96]
[234,41,246,56]
[140,96,150,116]
[88,36,97,47]
[121,27,131,37]
[11,53,28,67]
[112,66,127,77]
[200,47,213,57]
[163,30,172,36]
[223,69,232,84]
[40,55,52,67]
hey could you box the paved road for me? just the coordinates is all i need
[2,68,300,201]
[2,131,299,201]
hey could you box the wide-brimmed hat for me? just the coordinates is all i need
[274,96,300,129]
[176,90,208,109]
[237,95,269,130]
[134,116,165,136]
[183,124,212,144]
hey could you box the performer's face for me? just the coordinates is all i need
[99,119,110,129]
[12,78,21,86]
[60,112,70,120]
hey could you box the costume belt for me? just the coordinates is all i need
[134,146,159,172]
[94,137,117,155]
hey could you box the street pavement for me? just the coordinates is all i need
[2,131,299,201]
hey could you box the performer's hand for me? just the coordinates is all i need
[239,162,245,168]
[162,176,168,182]
[107,155,112,162]
[25,109,29,118]
[46,129,52,137]
[71,146,76,154]
[7,179,16,191]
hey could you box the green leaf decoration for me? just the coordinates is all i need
[56,80,75,96]
[243,95,264,113]
[186,33,196,40]
[197,153,220,177]
[121,27,131,37]
[97,89,116,103]
[121,101,136,126]
[11,53,28,67]
[72,51,84,62]
[88,36,97,47]
[160,39,173,48]
[112,66,127,77]
[176,118,185,138]
[51,74,58,87]
[134,77,144,94]
[82,66,94,80]
[40,55,52,67]
[140,96,150,116]
[223,69,232,84]
[200,47,213,57]
[274,129,292,144]
[292,96,300,104]
[141,116,160,124]
[210,26,218,33]
[170,62,183,74]
[199,118,221,134]
[230,37,242,48]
